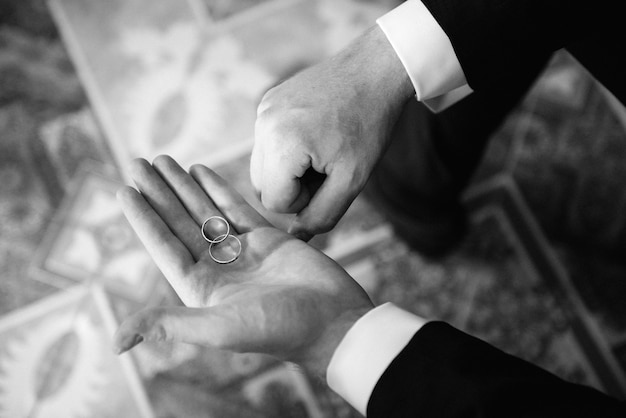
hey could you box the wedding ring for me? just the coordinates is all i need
[201,216,230,244]
[202,216,242,264]
[209,234,242,264]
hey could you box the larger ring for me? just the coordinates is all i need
[209,234,242,264]
[201,216,230,244]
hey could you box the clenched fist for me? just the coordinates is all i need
[252,26,414,240]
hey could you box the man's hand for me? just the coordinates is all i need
[252,26,414,240]
[113,156,373,377]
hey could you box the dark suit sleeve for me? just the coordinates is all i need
[419,0,620,94]
[367,321,625,418]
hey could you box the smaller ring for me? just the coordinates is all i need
[201,216,230,244]
[209,234,242,264]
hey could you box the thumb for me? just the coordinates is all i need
[289,169,359,239]
[113,306,237,354]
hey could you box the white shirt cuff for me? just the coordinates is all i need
[326,303,428,416]
[423,84,473,112]
[377,0,473,112]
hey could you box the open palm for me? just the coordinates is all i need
[114,156,373,375]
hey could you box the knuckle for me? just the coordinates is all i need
[261,195,286,213]
[254,110,276,138]
[256,97,273,119]
[255,110,297,146]
[257,85,279,112]
[141,308,170,342]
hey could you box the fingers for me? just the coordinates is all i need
[113,305,238,354]
[260,150,312,213]
[252,117,313,214]
[249,136,264,195]
[189,164,271,233]
[130,158,206,260]
[116,186,194,282]
[289,169,358,239]
[151,155,221,225]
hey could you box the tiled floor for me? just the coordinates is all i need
[1,0,626,416]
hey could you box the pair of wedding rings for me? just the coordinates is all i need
[201,216,242,264]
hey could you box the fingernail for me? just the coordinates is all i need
[300,233,313,242]
[114,334,144,355]
[292,230,313,242]
[288,221,310,242]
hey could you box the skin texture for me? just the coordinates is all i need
[252,25,415,240]
[113,156,373,377]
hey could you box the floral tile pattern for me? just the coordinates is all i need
[0,286,153,418]
[1,0,626,416]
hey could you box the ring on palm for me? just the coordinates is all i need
[209,234,242,264]
[201,216,230,244]
[202,216,241,264]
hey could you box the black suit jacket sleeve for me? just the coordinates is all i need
[367,321,625,418]
[419,0,621,95]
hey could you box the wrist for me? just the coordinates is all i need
[334,25,415,111]
[299,304,374,379]
[326,303,428,416]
